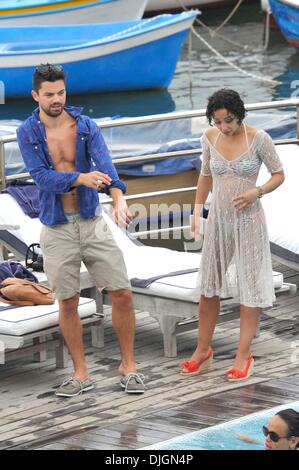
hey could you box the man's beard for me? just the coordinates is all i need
[42,104,64,117]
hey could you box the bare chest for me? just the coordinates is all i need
[46,126,77,170]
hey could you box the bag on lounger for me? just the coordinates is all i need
[0,277,54,306]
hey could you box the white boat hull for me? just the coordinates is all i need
[0,0,148,25]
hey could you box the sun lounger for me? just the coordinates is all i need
[0,297,103,367]
[0,193,296,358]
[257,143,299,271]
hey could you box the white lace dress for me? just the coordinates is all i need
[198,128,283,308]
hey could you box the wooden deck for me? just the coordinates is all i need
[0,260,298,450]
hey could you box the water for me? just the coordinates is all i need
[143,401,299,450]
[0,4,299,122]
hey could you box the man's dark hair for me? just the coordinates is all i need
[276,409,299,446]
[33,63,67,92]
[206,88,246,125]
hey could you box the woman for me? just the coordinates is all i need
[180,89,284,381]
[263,409,299,450]
[237,408,299,450]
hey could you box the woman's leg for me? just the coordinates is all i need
[182,295,220,369]
[232,305,260,370]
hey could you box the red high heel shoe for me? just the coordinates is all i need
[180,347,213,376]
[225,354,254,382]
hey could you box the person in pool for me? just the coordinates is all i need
[237,408,299,450]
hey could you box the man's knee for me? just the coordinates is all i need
[109,289,133,308]
[59,294,80,315]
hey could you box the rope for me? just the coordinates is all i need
[263,9,271,51]
[190,25,281,85]
[176,0,248,50]
[83,14,171,46]
[174,0,279,85]
[213,0,244,34]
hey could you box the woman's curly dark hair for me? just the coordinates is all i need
[206,89,246,125]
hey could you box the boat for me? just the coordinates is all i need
[0,11,198,98]
[268,0,299,47]
[146,0,255,14]
[0,0,148,25]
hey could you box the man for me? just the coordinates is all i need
[17,63,145,397]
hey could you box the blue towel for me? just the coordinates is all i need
[0,261,38,283]
[3,181,40,218]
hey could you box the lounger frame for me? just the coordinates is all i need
[0,229,297,359]
[0,285,104,368]
[103,282,296,357]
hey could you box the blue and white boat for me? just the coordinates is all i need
[0,0,148,25]
[269,0,299,48]
[0,11,198,98]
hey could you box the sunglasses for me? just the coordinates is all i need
[262,425,289,443]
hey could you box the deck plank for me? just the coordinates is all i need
[0,261,298,450]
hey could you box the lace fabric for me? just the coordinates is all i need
[198,129,283,308]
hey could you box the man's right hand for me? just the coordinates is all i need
[74,171,112,189]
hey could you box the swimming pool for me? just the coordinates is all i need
[143,401,299,450]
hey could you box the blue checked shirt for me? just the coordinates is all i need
[17,106,126,226]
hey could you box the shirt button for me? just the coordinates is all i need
[81,137,84,141]
[34,146,38,149]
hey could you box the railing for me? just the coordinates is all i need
[0,98,299,193]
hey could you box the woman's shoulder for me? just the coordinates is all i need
[247,125,270,138]
[246,125,270,147]
[246,124,262,138]
[202,127,218,144]
[204,127,217,138]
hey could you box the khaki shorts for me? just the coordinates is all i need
[40,214,131,300]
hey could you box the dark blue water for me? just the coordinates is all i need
[0,4,299,122]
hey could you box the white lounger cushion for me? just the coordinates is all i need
[131,270,284,303]
[0,193,285,301]
[1,142,298,269]
[0,297,96,336]
[0,193,200,279]
[103,210,201,280]
[257,144,299,264]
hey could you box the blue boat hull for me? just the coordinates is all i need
[0,11,198,98]
[6,31,187,98]
[269,0,299,48]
